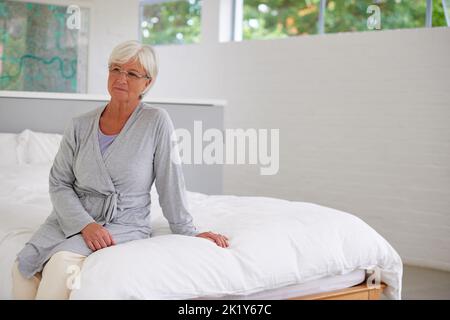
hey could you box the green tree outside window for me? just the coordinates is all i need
[242,0,448,41]
[243,0,321,40]
[141,0,201,45]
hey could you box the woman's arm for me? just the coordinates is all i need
[153,109,229,248]
[49,119,95,238]
[153,109,199,236]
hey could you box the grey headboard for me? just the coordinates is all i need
[0,94,224,195]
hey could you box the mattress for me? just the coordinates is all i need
[193,269,367,300]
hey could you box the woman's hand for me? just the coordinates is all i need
[81,222,116,251]
[196,231,229,248]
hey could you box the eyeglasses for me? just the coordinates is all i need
[108,65,151,81]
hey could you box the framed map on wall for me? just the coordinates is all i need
[0,1,89,93]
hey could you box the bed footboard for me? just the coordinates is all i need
[288,283,387,300]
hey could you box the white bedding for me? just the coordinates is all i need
[0,164,403,300]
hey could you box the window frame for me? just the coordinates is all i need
[232,0,448,42]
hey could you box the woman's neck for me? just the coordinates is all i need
[104,99,140,121]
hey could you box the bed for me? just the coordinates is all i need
[0,130,402,300]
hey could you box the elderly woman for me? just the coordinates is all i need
[12,40,229,300]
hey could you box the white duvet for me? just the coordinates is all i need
[0,164,403,300]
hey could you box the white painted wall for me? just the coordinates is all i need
[18,1,450,271]
[87,0,140,93]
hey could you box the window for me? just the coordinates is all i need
[140,0,202,45]
[237,0,449,41]
[432,0,449,27]
[0,1,89,93]
[242,0,321,40]
[325,0,428,33]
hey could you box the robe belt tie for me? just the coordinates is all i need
[75,187,149,224]
[102,192,119,224]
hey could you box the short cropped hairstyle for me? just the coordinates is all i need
[108,40,159,99]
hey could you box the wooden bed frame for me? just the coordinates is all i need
[289,283,387,300]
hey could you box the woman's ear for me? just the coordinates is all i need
[140,80,151,100]
[141,79,151,93]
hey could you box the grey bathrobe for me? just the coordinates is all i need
[16,102,199,279]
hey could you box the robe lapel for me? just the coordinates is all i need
[92,102,143,187]
[98,102,143,163]
[89,103,143,225]
[92,105,116,191]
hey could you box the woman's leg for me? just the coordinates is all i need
[35,251,86,300]
[11,260,42,300]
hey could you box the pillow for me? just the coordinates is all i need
[17,129,63,165]
[0,133,19,165]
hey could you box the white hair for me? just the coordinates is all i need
[108,40,159,99]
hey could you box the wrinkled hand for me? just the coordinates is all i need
[196,231,229,248]
[81,222,115,251]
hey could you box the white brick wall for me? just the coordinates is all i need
[151,27,450,272]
